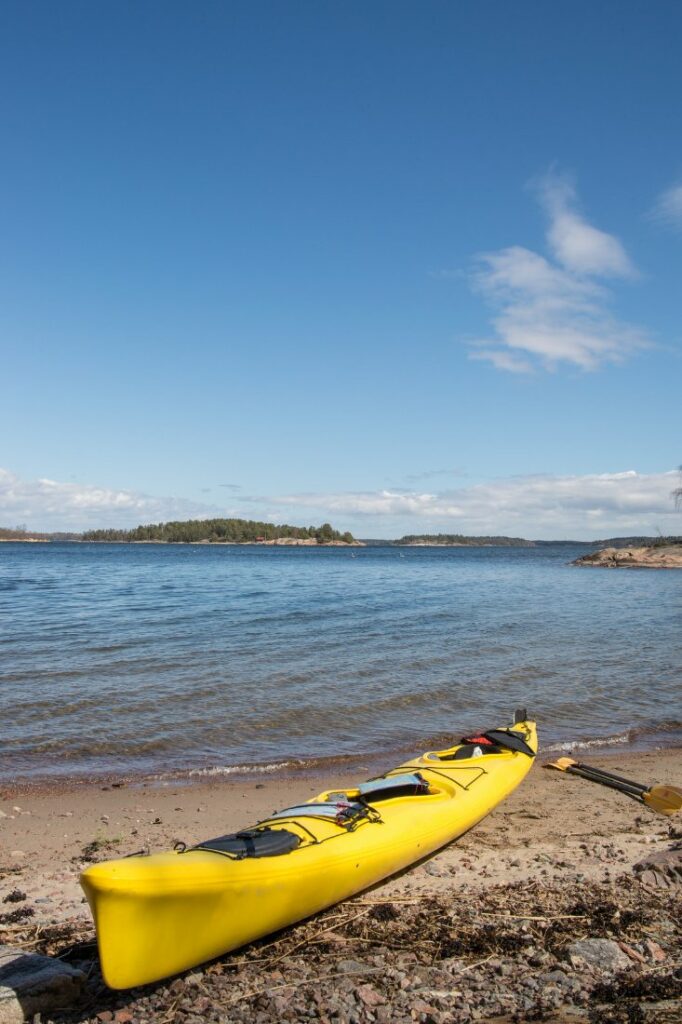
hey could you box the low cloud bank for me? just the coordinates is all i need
[270,470,680,538]
[4,466,675,539]
[0,468,221,532]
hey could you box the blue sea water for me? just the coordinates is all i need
[0,542,680,782]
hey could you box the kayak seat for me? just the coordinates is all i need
[439,743,505,760]
[328,772,431,803]
[192,827,301,859]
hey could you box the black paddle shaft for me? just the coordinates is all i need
[566,765,645,802]
[573,761,648,794]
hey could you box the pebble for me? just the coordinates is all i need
[355,984,386,1007]
[643,938,666,961]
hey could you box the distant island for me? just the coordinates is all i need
[0,527,79,542]
[0,516,358,548]
[82,518,360,545]
[1,519,359,545]
[365,534,682,548]
[2,523,681,552]
[392,533,533,547]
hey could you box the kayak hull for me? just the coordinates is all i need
[81,719,537,988]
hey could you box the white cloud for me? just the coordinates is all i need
[538,176,636,277]
[469,345,534,374]
[270,470,681,539]
[468,174,649,373]
[2,466,679,540]
[650,181,682,229]
[0,468,222,531]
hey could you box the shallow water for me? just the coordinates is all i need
[1,542,680,781]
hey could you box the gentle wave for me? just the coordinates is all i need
[186,760,306,777]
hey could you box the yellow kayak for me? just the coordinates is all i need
[81,714,537,989]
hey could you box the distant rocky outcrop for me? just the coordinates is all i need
[573,544,682,569]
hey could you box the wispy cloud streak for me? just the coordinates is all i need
[469,174,649,372]
[650,180,682,229]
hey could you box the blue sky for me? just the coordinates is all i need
[1,1,681,538]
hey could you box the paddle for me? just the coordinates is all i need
[544,756,682,817]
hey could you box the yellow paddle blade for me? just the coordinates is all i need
[543,757,577,772]
[643,785,682,816]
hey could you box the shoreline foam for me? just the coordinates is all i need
[3,720,681,790]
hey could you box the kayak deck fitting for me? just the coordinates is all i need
[81,715,538,989]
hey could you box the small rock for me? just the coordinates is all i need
[424,863,445,877]
[643,938,666,962]
[633,845,682,888]
[566,938,631,973]
[409,999,439,1022]
[541,969,572,990]
[337,960,367,974]
[356,984,385,1007]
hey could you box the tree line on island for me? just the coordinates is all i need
[392,533,533,546]
[80,518,356,545]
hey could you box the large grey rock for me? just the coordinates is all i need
[0,945,85,1024]
[566,938,631,973]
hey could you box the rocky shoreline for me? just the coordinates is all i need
[573,544,682,569]
[2,851,680,1024]
[2,748,681,1022]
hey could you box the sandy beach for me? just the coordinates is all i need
[1,747,680,1022]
